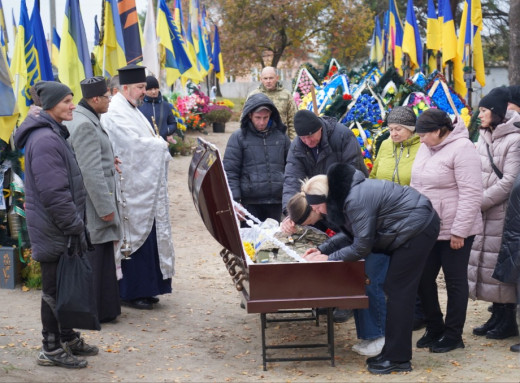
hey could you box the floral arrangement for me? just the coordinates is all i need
[169,136,195,156]
[342,93,384,127]
[425,72,470,116]
[215,98,235,109]
[243,241,255,262]
[404,92,435,117]
[185,114,206,131]
[204,104,232,123]
[351,124,375,172]
[176,90,211,117]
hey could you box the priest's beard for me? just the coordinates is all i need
[134,97,144,107]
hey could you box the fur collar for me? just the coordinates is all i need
[326,164,359,227]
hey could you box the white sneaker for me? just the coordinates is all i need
[352,339,371,353]
[352,336,385,356]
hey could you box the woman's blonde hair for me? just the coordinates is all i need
[301,175,329,198]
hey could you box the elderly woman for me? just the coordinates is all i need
[301,163,440,374]
[469,87,520,340]
[410,109,483,353]
[370,106,421,185]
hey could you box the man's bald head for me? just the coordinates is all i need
[260,66,278,91]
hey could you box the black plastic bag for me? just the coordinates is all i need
[56,237,100,331]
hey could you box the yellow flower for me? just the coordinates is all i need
[351,128,360,137]
[243,241,256,262]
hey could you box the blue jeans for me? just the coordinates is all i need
[354,252,390,340]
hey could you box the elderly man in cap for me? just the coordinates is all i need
[14,81,97,369]
[281,109,368,323]
[65,76,122,324]
[101,64,175,311]
[282,110,368,223]
[247,66,297,140]
[223,93,291,224]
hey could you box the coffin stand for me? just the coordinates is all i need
[188,138,368,370]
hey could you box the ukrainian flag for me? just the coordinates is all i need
[369,16,383,64]
[174,0,201,84]
[388,0,403,73]
[0,0,8,53]
[458,0,485,88]
[426,0,440,72]
[10,0,38,122]
[212,25,225,83]
[51,28,60,68]
[157,0,193,86]
[402,0,423,70]
[58,0,92,104]
[440,0,457,63]
[0,39,18,144]
[30,0,53,81]
[189,0,209,78]
[101,0,127,77]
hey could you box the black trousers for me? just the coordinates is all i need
[418,236,475,340]
[382,213,440,362]
[40,260,77,351]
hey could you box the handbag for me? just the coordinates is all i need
[56,236,100,331]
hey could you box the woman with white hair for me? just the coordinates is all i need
[301,163,440,374]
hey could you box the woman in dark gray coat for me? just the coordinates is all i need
[301,163,440,374]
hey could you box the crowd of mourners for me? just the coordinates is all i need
[224,66,520,374]
[15,62,520,374]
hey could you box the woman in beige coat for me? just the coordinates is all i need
[468,87,520,340]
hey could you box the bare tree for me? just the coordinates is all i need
[510,0,520,84]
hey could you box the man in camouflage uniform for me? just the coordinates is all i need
[247,67,297,140]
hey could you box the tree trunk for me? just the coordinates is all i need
[510,0,520,84]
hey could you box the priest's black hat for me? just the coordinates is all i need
[80,76,108,98]
[117,64,147,85]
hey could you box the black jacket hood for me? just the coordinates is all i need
[240,93,287,134]
[14,111,68,149]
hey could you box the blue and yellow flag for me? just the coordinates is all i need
[92,16,103,76]
[426,0,440,72]
[101,0,127,77]
[58,0,93,104]
[201,5,212,71]
[189,0,209,78]
[212,25,225,83]
[370,16,384,64]
[30,0,53,81]
[174,0,201,84]
[402,0,423,70]
[0,0,8,53]
[10,0,39,122]
[118,0,143,65]
[51,28,61,68]
[157,0,193,86]
[440,0,457,63]
[0,44,18,143]
[388,0,403,73]
[458,0,485,88]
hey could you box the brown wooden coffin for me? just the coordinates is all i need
[188,138,368,314]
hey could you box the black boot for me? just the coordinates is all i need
[486,304,519,339]
[473,303,503,336]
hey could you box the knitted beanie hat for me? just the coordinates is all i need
[34,81,73,110]
[294,110,323,136]
[508,86,520,107]
[416,108,453,133]
[146,76,160,90]
[387,106,417,132]
[479,86,511,119]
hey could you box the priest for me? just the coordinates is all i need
[101,64,175,310]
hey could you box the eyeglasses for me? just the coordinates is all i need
[99,95,112,100]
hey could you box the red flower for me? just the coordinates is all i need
[377,119,383,124]
[343,94,352,101]
[327,71,333,77]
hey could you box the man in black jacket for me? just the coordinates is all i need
[14,81,98,369]
[223,93,291,224]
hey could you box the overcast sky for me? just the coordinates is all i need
[3,0,148,56]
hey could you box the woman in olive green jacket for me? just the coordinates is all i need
[370,106,421,185]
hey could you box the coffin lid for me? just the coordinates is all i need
[188,138,248,266]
